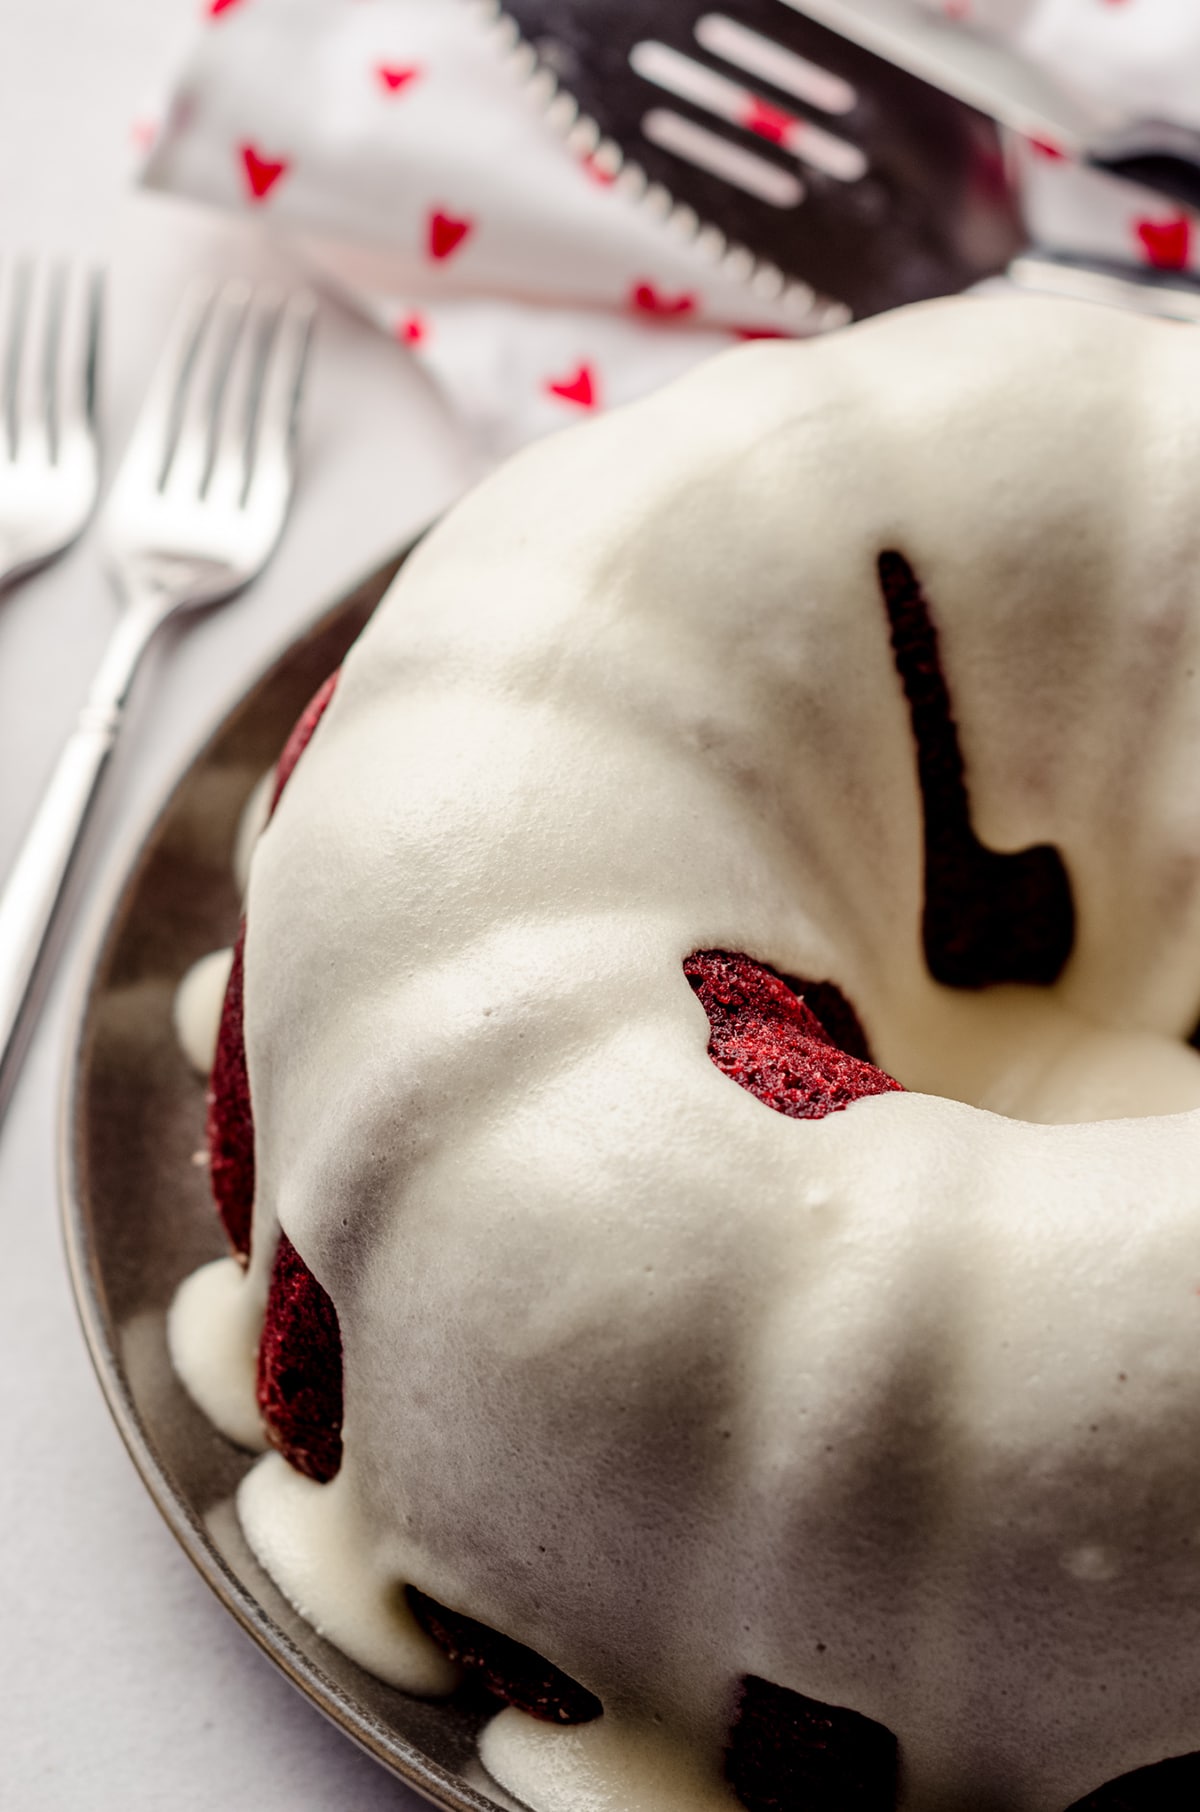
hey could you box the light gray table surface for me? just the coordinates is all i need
[0,4,477,1805]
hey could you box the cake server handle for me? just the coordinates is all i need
[784,0,1200,211]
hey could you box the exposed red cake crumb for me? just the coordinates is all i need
[877,549,1074,990]
[684,950,901,1116]
[402,956,899,1741]
[204,671,348,1475]
[256,1231,344,1482]
[206,669,341,1259]
[206,924,254,1257]
[778,975,873,1063]
[406,1589,602,1725]
[726,1674,899,1812]
[205,672,348,1468]
[394,959,899,1756]
[268,667,341,813]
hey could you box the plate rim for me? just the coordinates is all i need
[57,545,506,1812]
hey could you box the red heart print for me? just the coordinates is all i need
[378,64,420,94]
[395,312,427,347]
[209,0,243,15]
[240,143,290,202]
[741,96,794,146]
[547,364,598,409]
[1135,213,1191,271]
[581,153,616,187]
[428,210,473,261]
[632,282,695,318]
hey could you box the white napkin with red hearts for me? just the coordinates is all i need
[913,0,1200,271]
[142,0,1200,457]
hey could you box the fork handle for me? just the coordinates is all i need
[0,602,159,1115]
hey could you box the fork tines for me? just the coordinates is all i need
[0,259,101,467]
[0,259,103,586]
[130,279,315,512]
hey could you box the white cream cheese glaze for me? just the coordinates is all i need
[172,296,1200,1812]
[173,947,235,1076]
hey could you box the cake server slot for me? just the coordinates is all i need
[694,13,856,117]
[640,110,805,208]
[629,40,867,182]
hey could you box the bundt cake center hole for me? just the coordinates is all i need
[874,982,1200,1125]
[877,549,1075,993]
[686,951,1200,1126]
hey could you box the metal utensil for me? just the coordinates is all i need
[492,0,1025,320]
[491,0,1200,323]
[0,260,102,588]
[788,0,1200,213]
[0,278,314,1114]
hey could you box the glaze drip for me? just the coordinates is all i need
[170,299,1200,1812]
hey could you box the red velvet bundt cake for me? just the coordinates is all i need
[171,296,1200,1812]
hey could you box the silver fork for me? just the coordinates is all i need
[0,261,102,587]
[0,278,315,1109]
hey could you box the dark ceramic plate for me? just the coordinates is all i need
[60,549,520,1812]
